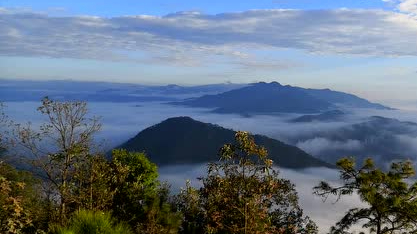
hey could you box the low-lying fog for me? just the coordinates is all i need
[3,100,417,233]
[159,164,365,233]
[6,101,417,164]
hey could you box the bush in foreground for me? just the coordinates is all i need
[53,210,132,234]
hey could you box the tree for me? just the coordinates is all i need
[110,149,181,233]
[110,149,159,226]
[0,163,33,234]
[174,181,204,234]
[0,102,8,156]
[71,154,115,212]
[13,98,181,233]
[0,161,46,233]
[314,157,417,234]
[176,131,317,234]
[135,183,182,234]
[16,97,101,221]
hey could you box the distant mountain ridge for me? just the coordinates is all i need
[172,82,391,114]
[116,116,333,169]
[303,88,391,110]
[172,82,333,114]
[0,79,392,113]
[290,110,346,123]
[0,79,245,102]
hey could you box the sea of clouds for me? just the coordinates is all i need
[4,100,417,233]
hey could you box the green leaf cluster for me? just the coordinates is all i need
[52,210,132,234]
[175,131,318,234]
[314,157,417,234]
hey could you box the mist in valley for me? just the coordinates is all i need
[3,0,417,232]
[6,100,417,165]
[4,100,417,233]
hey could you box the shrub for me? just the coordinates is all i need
[54,210,132,234]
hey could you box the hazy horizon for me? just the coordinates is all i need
[2,0,417,233]
[4,100,403,233]
[2,78,416,111]
[2,0,417,102]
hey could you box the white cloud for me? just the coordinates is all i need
[1,7,417,68]
[296,138,363,156]
[384,0,417,15]
[398,0,417,15]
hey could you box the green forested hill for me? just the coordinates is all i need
[117,116,333,169]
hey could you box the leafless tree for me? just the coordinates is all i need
[0,102,12,156]
[16,97,101,221]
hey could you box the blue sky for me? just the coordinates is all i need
[1,0,391,16]
[1,0,417,102]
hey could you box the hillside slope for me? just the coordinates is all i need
[117,116,333,169]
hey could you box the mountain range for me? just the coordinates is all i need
[116,116,333,169]
[0,79,245,102]
[173,82,391,115]
[1,80,390,116]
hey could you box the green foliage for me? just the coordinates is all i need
[72,154,115,211]
[110,149,159,224]
[112,149,158,187]
[0,175,33,233]
[16,97,102,222]
[53,210,132,234]
[175,131,318,234]
[14,99,182,233]
[135,183,182,234]
[0,161,46,233]
[111,149,181,233]
[174,181,204,234]
[314,157,417,234]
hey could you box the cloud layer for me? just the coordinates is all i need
[296,138,363,156]
[5,99,417,233]
[1,7,417,67]
[159,164,365,234]
[7,100,417,168]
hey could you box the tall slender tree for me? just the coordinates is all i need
[16,97,101,221]
[0,102,8,156]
